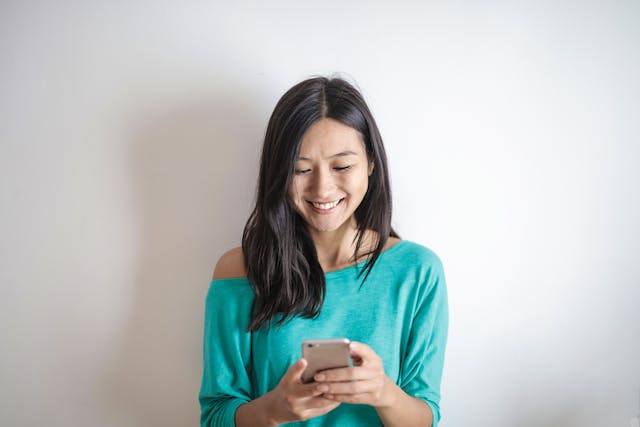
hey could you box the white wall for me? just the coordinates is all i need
[1,1,639,426]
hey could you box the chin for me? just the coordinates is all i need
[307,223,337,233]
[307,217,350,233]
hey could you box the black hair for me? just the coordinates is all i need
[242,75,398,331]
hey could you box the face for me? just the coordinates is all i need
[289,118,374,237]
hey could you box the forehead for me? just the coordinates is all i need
[298,118,366,158]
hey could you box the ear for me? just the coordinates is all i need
[368,160,375,176]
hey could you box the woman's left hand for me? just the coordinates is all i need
[312,341,396,408]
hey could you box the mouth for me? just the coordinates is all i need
[307,198,345,213]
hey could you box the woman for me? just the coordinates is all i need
[199,76,448,426]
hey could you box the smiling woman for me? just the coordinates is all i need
[243,77,397,329]
[199,76,449,427]
[289,118,374,245]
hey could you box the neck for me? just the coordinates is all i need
[308,218,377,272]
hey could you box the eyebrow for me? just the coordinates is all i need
[297,150,359,161]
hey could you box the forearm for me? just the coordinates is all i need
[235,392,278,427]
[375,377,433,427]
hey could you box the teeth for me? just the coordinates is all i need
[311,199,341,210]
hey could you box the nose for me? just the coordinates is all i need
[310,166,335,199]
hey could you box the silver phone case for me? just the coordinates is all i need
[301,338,351,384]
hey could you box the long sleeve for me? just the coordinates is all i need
[398,252,449,427]
[199,280,255,427]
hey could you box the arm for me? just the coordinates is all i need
[392,253,449,427]
[201,249,340,426]
[235,393,277,427]
[314,342,435,427]
[375,378,434,427]
[198,279,254,426]
[235,357,341,426]
[314,252,448,427]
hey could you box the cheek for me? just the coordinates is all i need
[289,180,304,203]
[345,172,369,195]
[287,186,295,205]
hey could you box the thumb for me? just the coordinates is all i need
[284,358,307,382]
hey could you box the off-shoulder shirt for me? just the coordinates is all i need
[199,240,448,426]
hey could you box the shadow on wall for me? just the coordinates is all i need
[101,83,267,426]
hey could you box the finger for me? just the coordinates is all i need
[301,400,341,418]
[314,366,375,382]
[300,395,342,410]
[319,378,377,395]
[324,392,373,404]
[294,382,327,398]
[349,341,382,367]
[348,341,374,359]
[284,358,308,383]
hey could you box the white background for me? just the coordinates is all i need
[1,1,639,426]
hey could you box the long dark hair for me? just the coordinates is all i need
[242,75,398,331]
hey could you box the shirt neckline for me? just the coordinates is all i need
[323,239,406,279]
[211,240,407,284]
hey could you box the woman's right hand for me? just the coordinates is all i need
[265,358,341,425]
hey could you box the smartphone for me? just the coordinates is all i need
[301,338,351,384]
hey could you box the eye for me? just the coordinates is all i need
[294,168,311,175]
[334,165,352,172]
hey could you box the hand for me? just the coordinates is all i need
[312,341,396,408]
[265,358,341,425]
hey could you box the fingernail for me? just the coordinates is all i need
[317,385,329,392]
[315,374,325,381]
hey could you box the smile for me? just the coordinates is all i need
[307,198,344,212]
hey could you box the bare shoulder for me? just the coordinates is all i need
[212,247,247,280]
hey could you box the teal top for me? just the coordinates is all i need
[199,240,448,426]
